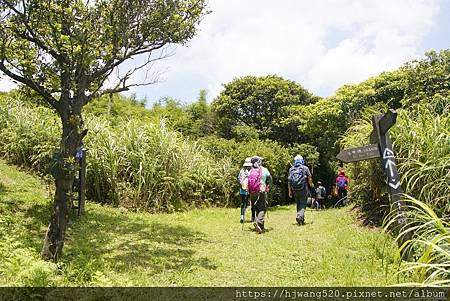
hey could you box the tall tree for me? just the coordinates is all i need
[0,0,208,261]
[212,75,316,141]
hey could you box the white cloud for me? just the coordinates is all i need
[140,0,440,101]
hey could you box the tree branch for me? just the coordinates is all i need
[0,61,59,111]
[3,0,64,65]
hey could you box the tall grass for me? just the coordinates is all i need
[391,104,450,213]
[384,196,450,285]
[85,117,234,211]
[0,94,234,212]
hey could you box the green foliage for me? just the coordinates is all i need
[212,75,316,140]
[146,91,215,138]
[0,95,60,173]
[149,97,195,135]
[402,50,450,109]
[186,89,215,137]
[284,99,345,156]
[384,196,450,285]
[84,93,152,126]
[85,117,234,211]
[391,104,450,213]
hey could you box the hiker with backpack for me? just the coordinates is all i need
[335,170,349,206]
[238,157,254,224]
[248,156,272,234]
[314,181,326,209]
[288,155,313,225]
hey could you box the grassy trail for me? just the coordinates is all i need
[0,160,408,286]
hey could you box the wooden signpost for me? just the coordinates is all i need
[72,147,86,217]
[337,109,410,252]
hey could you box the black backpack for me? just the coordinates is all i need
[289,165,307,190]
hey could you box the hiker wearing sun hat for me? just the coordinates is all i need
[238,157,252,224]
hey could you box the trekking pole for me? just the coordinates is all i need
[334,196,348,207]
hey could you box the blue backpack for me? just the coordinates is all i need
[289,165,307,190]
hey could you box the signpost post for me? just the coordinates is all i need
[337,109,410,254]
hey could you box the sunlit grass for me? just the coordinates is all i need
[0,160,409,286]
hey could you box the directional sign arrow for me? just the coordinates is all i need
[383,148,395,159]
[385,159,396,177]
[389,182,401,189]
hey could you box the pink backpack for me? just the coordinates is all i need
[248,167,262,194]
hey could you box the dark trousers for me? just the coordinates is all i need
[293,189,308,223]
[240,194,251,217]
[313,198,324,209]
[337,188,347,205]
[250,192,267,229]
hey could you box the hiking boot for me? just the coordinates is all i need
[296,217,304,225]
[253,222,262,234]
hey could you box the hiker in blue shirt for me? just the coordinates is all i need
[288,155,314,225]
[238,157,253,224]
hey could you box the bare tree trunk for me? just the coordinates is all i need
[42,97,83,262]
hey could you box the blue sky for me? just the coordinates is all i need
[1,0,449,105]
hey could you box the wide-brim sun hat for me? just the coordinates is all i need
[243,157,252,167]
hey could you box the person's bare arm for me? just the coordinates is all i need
[308,176,314,189]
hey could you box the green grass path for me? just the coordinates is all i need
[0,160,407,286]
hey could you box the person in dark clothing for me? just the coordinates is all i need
[314,181,326,209]
[288,155,314,225]
[335,170,349,206]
